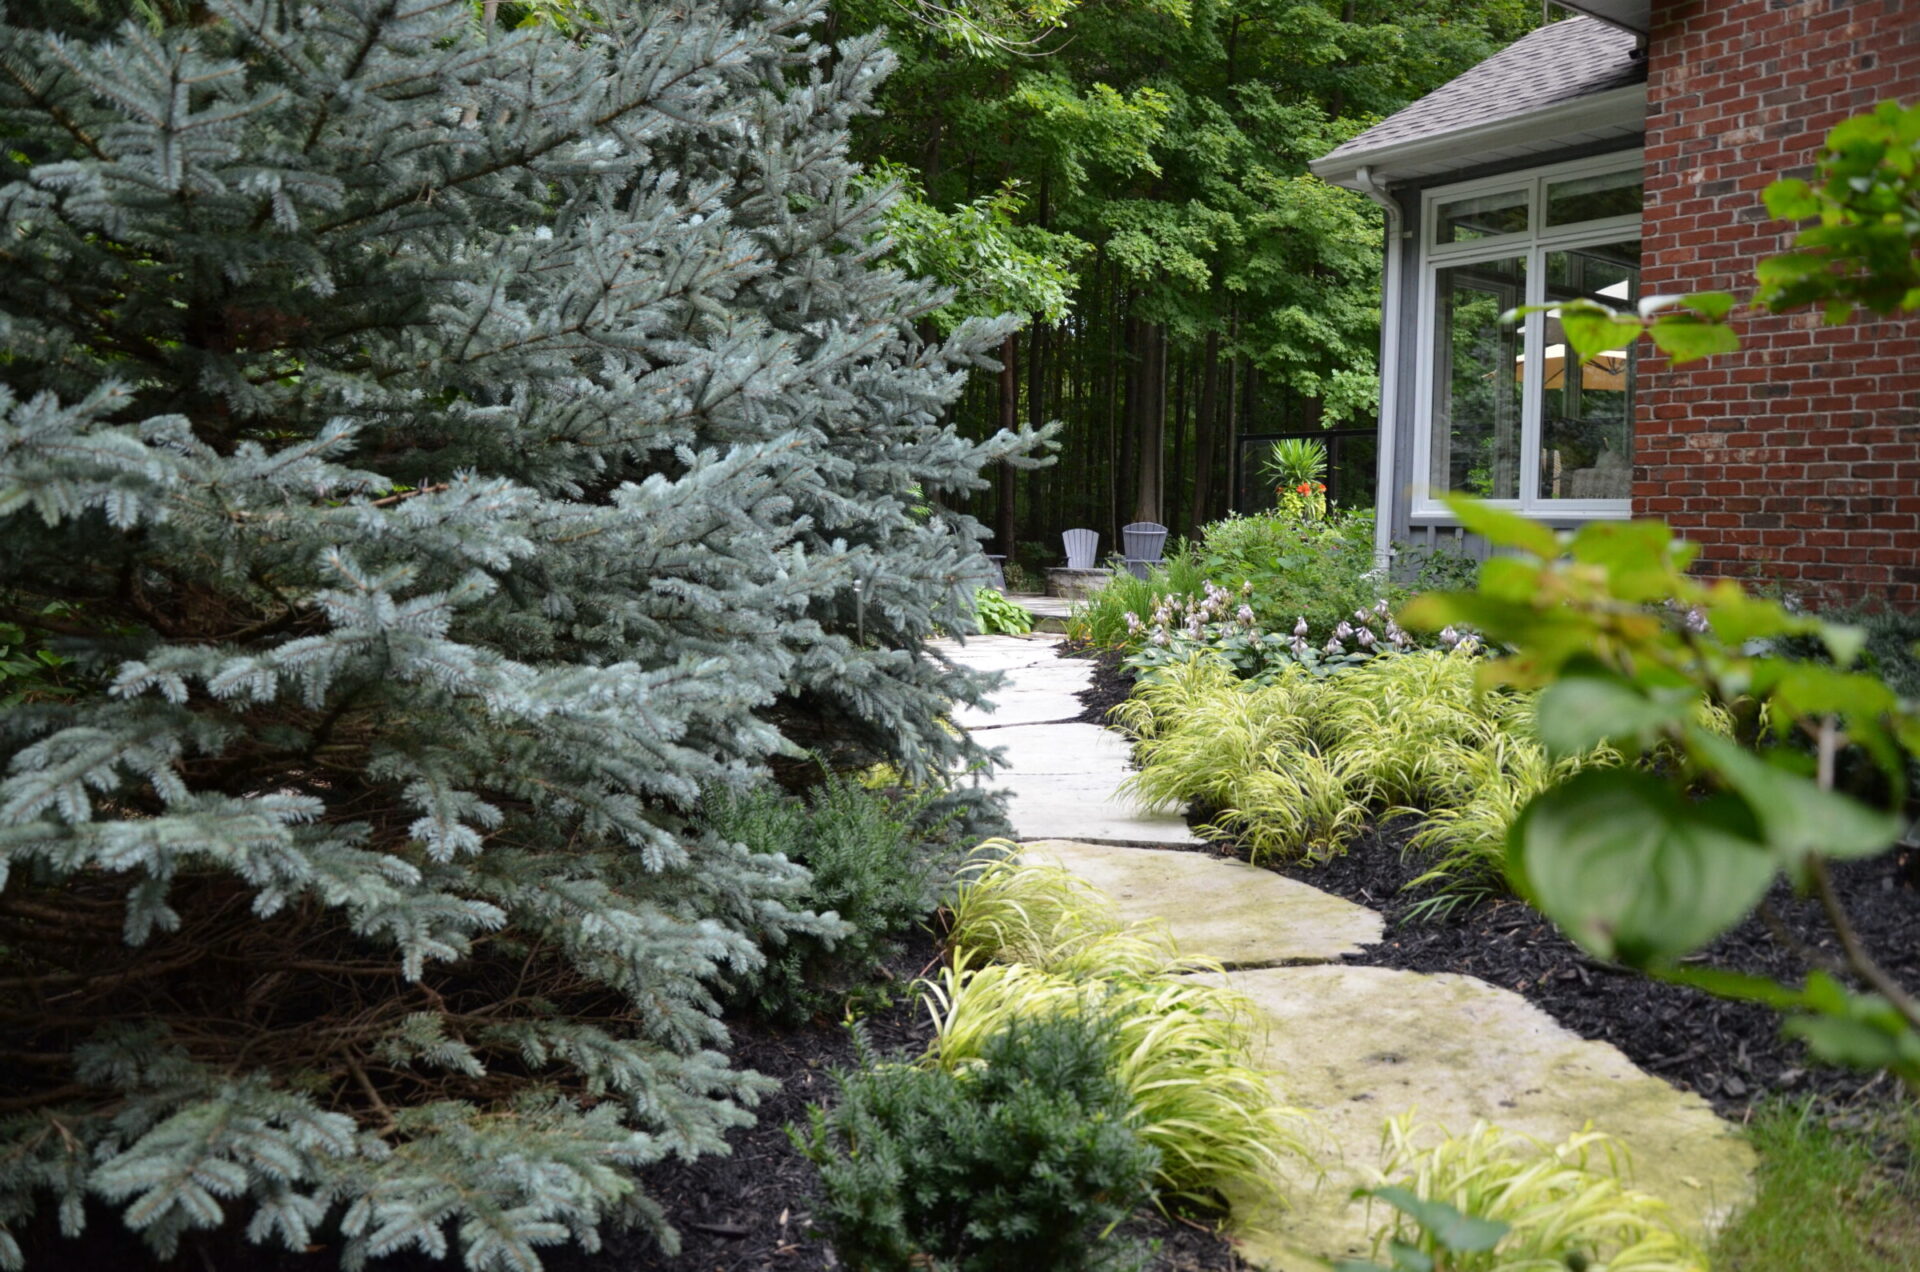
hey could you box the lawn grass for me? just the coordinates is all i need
[1712,1098,1920,1271]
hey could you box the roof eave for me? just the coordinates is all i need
[1309,83,1647,191]
[1552,2,1650,37]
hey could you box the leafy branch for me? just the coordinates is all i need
[1506,99,1920,367]
[1405,500,1920,1095]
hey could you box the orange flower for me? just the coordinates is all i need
[1296,482,1312,494]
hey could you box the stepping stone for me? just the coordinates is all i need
[1203,964,1756,1271]
[986,722,1201,847]
[950,655,1091,729]
[1022,840,1382,967]
[930,633,1062,674]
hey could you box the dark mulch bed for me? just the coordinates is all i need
[1289,821,1920,1116]
[20,926,1248,1271]
[1065,641,1920,1119]
[1060,637,1132,725]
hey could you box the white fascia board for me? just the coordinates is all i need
[1310,83,1647,191]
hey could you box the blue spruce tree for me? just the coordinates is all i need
[0,0,1041,1265]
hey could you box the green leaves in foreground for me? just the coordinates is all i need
[1756,100,1920,320]
[1667,969,1920,1092]
[1503,293,1740,368]
[1410,495,1920,1089]
[1509,769,1774,966]
[1333,1188,1508,1272]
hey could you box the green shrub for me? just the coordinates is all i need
[1069,556,1211,647]
[1193,509,1389,637]
[705,774,940,1022]
[933,855,1311,1207]
[1069,512,1404,686]
[797,1012,1158,1272]
[921,948,1307,1209]
[1360,1117,1707,1272]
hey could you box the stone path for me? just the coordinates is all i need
[942,634,1200,846]
[940,632,1756,1271]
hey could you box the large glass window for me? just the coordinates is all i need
[1432,256,1526,499]
[1418,158,1642,516]
[1538,239,1638,501]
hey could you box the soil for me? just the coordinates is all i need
[1060,638,1133,725]
[1067,643,1920,1119]
[19,927,1249,1272]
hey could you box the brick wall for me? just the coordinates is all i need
[1638,0,1920,607]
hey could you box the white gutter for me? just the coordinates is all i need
[1309,83,1646,191]
[1353,165,1402,574]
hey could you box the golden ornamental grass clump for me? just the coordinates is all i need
[927,844,1314,1208]
[1112,650,1622,906]
[1366,1117,1709,1272]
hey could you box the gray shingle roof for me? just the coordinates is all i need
[1317,17,1644,169]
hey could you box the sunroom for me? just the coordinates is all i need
[1309,12,1650,565]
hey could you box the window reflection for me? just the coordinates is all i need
[1546,171,1643,226]
[1536,240,1639,500]
[1432,256,1526,499]
[1436,189,1529,244]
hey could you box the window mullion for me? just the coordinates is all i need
[1518,241,1546,512]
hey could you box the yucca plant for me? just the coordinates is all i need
[1361,1117,1708,1272]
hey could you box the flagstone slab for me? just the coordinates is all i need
[950,660,1092,730]
[1021,840,1382,967]
[1202,964,1756,1271]
[930,633,1064,674]
[986,722,1202,846]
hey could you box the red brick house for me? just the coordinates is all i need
[1310,0,1920,606]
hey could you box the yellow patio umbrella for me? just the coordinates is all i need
[1516,343,1629,390]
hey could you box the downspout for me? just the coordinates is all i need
[1353,165,1402,574]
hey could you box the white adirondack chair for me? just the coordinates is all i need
[1062,528,1099,570]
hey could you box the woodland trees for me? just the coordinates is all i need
[838,0,1539,554]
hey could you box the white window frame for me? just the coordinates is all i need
[1409,151,1643,524]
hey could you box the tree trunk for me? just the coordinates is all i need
[1170,348,1188,534]
[1192,328,1221,534]
[997,332,1018,554]
[1133,320,1165,525]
